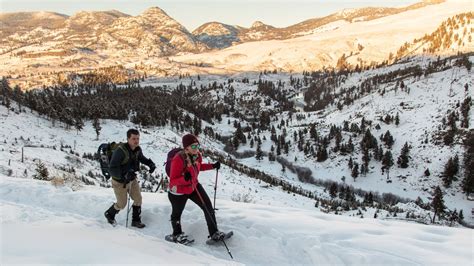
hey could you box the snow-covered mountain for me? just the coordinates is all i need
[171,1,472,73]
[192,0,448,48]
[0,11,68,40]
[1,0,472,90]
[193,22,242,49]
[1,7,203,57]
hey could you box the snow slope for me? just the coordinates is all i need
[171,0,472,72]
[1,176,472,265]
[136,56,474,224]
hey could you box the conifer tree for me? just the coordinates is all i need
[351,163,359,181]
[442,155,459,187]
[382,130,394,148]
[34,161,49,180]
[382,150,394,179]
[462,132,474,197]
[329,183,338,198]
[92,117,101,140]
[397,142,410,168]
[348,157,354,170]
[256,142,263,161]
[431,186,445,223]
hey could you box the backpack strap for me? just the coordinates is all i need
[117,143,129,166]
[177,151,188,174]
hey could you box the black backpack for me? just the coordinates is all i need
[97,142,129,179]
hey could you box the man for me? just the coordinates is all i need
[104,129,156,228]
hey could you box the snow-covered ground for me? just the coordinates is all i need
[140,56,474,224]
[0,62,473,263]
[2,176,473,265]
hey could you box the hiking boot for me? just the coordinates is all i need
[131,205,145,228]
[210,231,225,241]
[131,220,146,228]
[104,204,119,225]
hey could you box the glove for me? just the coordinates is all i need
[124,170,136,183]
[149,164,156,174]
[184,171,192,182]
[213,161,221,170]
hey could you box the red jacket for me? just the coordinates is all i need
[169,152,213,194]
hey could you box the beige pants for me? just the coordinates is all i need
[112,179,142,210]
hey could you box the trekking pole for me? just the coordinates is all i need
[213,169,219,211]
[194,183,233,260]
[155,176,163,193]
[126,189,131,228]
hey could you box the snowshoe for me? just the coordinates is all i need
[206,231,233,245]
[165,233,195,246]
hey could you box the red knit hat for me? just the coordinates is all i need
[182,134,199,148]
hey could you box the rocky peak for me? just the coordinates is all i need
[251,21,267,28]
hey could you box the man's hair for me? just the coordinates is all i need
[127,129,140,139]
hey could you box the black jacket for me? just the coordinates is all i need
[109,143,154,182]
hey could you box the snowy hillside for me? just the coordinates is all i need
[171,1,472,73]
[2,176,472,265]
[1,55,473,264]
[140,54,474,212]
[2,52,473,221]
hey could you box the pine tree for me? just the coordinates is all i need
[442,155,459,187]
[74,117,84,133]
[316,147,328,162]
[431,186,445,223]
[382,150,394,179]
[449,209,459,226]
[361,147,370,174]
[34,161,49,180]
[462,131,474,197]
[268,146,276,161]
[193,116,202,136]
[374,145,384,161]
[347,137,354,153]
[382,130,394,148]
[92,117,101,140]
[397,142,410,168]
[329,183,338,198]
[351,163,359,181]
[232,136,240,149]
[255,143,263,161]
[360,164,367,176]
[395,113,400,126]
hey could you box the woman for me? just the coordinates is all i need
[167,133,225,243]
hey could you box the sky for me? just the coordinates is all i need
[1,0,420,31]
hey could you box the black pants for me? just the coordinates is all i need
[168,183,218,236]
